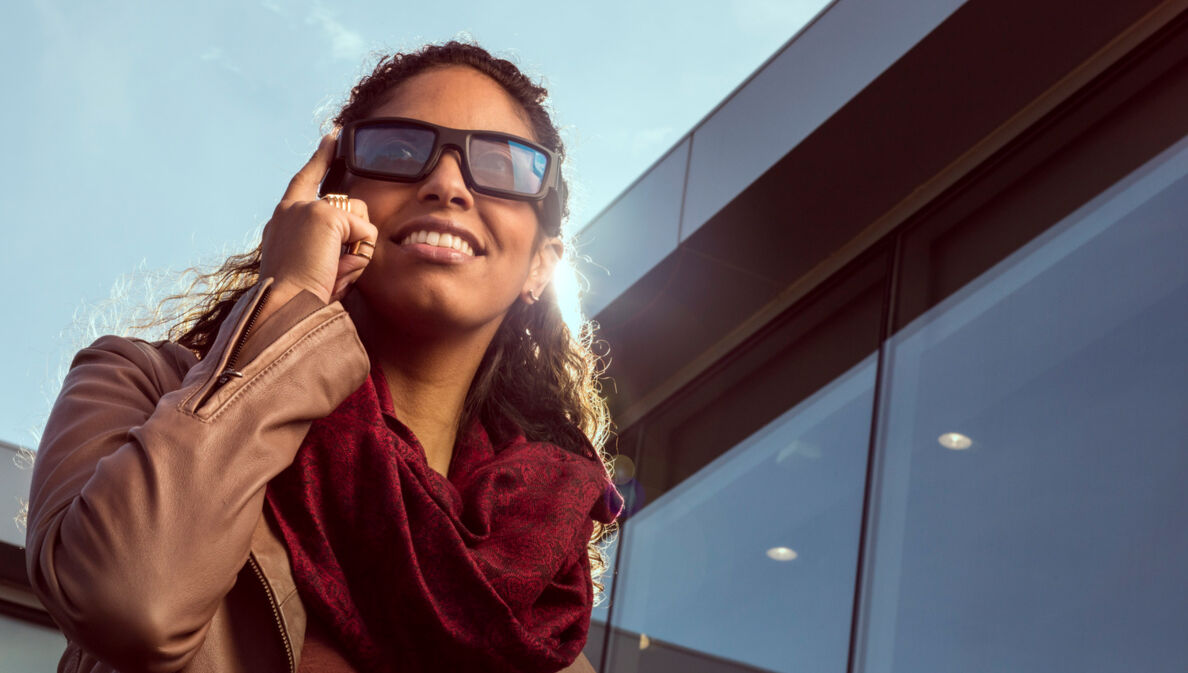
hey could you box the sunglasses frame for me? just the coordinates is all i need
[323,117,563,202]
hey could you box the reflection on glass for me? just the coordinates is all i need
[859,137,1188,672]
[591,531,618,625]
[610,358,876,672]
[585,530,618,671]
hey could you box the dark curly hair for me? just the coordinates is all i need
[154,41,617,601]
[333,44,569,233]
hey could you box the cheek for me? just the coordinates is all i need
[487,202,542,255]
[348,179,416,222]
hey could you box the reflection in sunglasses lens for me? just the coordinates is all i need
[355,125,435,175]
[470,137,545,194]
[353,124,547,196]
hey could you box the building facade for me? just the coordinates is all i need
[574,0,1188,670]
[0,440,65,669]
[3,0,1187,670]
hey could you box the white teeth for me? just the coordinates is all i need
[398,229,476,256]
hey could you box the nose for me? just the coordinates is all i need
[416,148,474,210]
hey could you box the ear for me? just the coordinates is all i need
[522,236,563,303]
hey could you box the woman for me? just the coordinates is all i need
[25,42,621,673]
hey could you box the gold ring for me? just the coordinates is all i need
[345,239,375,260]
[322,193,351,214]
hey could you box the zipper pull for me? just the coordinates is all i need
[216,369,245,386]
[196,284,272,410]
[217,285,273,385]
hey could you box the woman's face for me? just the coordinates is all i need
[342,65,560,337]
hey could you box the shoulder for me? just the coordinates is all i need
[77,334,197,368]
[70,335,198,397]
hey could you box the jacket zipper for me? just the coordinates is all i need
[216,284,272,387]
[248,552,297,673]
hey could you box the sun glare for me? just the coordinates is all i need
[553,253,587,335]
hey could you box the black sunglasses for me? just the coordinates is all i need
[320,117,566,225]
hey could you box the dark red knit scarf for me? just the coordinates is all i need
[264,363,622,673]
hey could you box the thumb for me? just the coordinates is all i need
[282,133,338,203]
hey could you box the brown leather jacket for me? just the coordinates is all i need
[25,279,598,673]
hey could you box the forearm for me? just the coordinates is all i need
[26,280,368,672]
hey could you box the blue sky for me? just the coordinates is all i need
[0,0,829,447]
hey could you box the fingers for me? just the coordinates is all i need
[265,135,380,302]
[330,259,368,303]
[342,239,376,260]
[316,196,370,238]
[342,207,377,249]
[344,197,369,223]
[282,133,338,204]
[259,192,376,303]
[331,211,375,303]
[314,197,376,254]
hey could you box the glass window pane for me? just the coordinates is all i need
[0,614,65,670]
[860,137,1188,673]
[609,357,877,672]
[584,530,618,671]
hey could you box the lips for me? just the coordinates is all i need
[391,217,484,256]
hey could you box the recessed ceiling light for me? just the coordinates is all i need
[766,546,798,561]
[938,432,972,450]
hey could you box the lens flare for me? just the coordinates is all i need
[611,455,636,484]
[553,253,586,335]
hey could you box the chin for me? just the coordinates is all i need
[348,283,509,338]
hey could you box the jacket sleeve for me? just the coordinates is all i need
[24,280,369,673]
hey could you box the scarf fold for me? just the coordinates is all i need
[265,363,623,673]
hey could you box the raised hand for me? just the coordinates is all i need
[260,134,378,305]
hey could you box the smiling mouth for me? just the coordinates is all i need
[397,229,478,257]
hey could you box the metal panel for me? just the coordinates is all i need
[680,0,967,239]
[575,139,690,318]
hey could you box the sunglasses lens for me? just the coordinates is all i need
[354,124,436,176]
[470,136,548,196]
